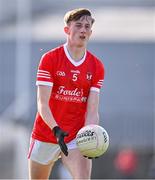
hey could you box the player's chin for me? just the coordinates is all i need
[76,40,87,47]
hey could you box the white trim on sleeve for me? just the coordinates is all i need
[36,81,53,87]
[90,87,100,93]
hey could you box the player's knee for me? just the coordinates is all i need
[73,171,91,179]
[73,163,92,179]
[28,159,53,179]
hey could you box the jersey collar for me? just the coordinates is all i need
[63,43,87,67]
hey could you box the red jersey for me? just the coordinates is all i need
[32,44,104,143]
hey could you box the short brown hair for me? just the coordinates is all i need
[64,8,95,25]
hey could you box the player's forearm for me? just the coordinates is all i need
[38,103,58,129]
[85,111,99,125]
[85,91,100,125]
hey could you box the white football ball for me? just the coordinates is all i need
[76,124,109,158]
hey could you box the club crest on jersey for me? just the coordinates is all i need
[86,72,92,80]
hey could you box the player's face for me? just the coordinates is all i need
[65,16,93,47]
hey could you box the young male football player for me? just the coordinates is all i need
[28,8,104,179]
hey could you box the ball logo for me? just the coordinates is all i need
[76,125,109,158]
[76,130,96,145]
[77,130,94,138]
[103,131,108,143]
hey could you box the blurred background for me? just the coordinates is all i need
[0,0,154,179]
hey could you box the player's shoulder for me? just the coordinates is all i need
[40,45,64,64]
[44,44,64,57]
[87,50,104,67]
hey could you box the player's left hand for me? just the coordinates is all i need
[53,126,69,156]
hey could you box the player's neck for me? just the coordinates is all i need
[66,43,86,62]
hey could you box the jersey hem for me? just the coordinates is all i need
[31,134,76,144]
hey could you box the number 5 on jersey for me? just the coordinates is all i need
[72,74,78,81]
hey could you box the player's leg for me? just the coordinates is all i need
[28,159,54,179]
[61,148,92,179]
[27,138,61,179]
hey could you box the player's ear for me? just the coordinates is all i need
[64,26,70,35]
[90,29,92,35]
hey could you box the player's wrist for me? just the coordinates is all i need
[53,126,61,137]
[52,126,69,156]
[53,126,69,140]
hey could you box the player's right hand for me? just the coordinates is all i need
[84,155,99,159]
[53,126,69,156]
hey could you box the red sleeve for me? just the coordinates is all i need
[36,53,54,86]
[90,59,104,93]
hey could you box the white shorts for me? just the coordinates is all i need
[28,138,77,165]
